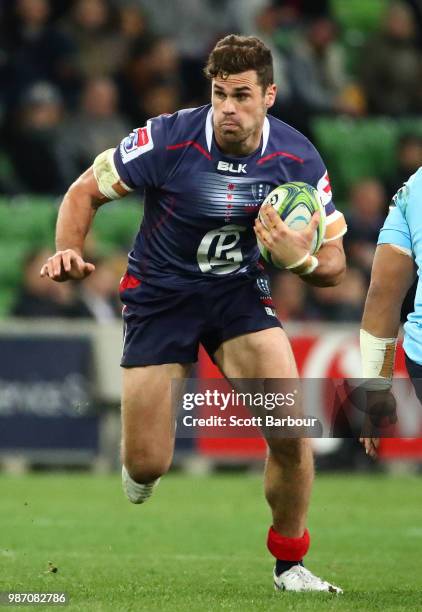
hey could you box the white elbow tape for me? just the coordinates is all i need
[93,149,133,200]
[360,329,397,390]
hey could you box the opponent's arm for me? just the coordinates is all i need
[41,149,132,282]
[254,205,346,287]
[360,243,416,457]
[362,244,415,337]
[360,243,415,387]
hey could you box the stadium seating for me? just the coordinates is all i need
[330,0,387,74]
[312,117,422,200]
[0,198,143,317]
[0,242,27,316]
[331,0,387,34]
[91,201,142,251]
[0,198,57,244]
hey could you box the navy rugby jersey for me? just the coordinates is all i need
[113,104,342,288]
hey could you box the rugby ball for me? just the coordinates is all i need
[257,181,326,267]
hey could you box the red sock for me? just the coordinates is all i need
[267,526,310,561]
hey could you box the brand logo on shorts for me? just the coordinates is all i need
[257,277,271,296]
[260,295,276,317]
[257,277,276,317]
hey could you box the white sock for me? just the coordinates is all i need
[121,465,160,504]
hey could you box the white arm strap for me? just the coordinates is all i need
[93,149,133,200]
[360,329,397,390]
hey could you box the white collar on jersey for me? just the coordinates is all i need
[206,107,270,157]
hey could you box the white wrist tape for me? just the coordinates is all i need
[360,329,397,390]
[93,149,133,200]
[285,254,319,276]
[298,255,319,276]
[285,252,311,270]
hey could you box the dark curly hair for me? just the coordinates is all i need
[204,35,274,93]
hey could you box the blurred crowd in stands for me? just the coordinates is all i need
[11,246,124,321]
[1,0,422,322]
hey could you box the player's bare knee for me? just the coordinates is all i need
[267,438,311,469]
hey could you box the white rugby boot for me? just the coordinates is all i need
[122,465,160,504]
[274,565,343,594]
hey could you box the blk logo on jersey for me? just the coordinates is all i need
[217,161,247,174]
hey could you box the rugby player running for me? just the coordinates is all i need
[41,36,347,593]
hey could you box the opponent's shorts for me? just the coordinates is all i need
[119,272,282,367]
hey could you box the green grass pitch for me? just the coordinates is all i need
[1,472,421,611]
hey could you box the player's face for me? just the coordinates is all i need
[212,70,276,155]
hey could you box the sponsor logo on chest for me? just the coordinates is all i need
[217,161,247,174]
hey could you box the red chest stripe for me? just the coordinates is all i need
[257,151,304,165]
[166,140,211,160]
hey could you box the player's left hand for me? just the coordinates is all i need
[254,205,320,268]
[40,249,95,282]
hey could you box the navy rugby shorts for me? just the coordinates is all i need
[119,272,282,367]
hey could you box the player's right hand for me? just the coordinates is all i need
[359,436,380,459]
[40,249,95,282]
[255,205,320,268]
[358,389,397,459]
